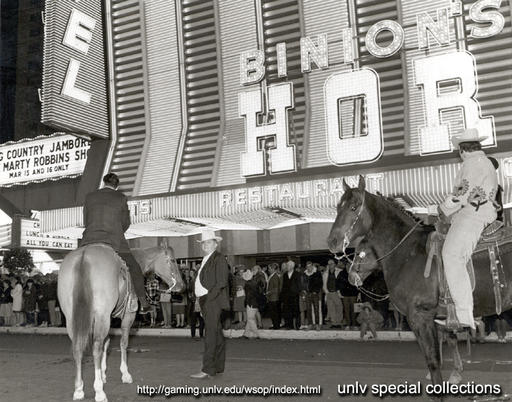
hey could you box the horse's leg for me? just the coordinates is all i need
[120,311,136,384]
[448,332,463,384]
[101,337,110,383]
[409,312,443,387]
[93,316,110,402]
[72,343,84,400]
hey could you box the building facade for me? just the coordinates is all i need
[4,0,512,263]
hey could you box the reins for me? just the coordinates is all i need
[334,192,423,302]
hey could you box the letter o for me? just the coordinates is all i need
[365,20,404,58]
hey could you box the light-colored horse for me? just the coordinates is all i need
[58,244,184,402]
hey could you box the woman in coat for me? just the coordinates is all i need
[10,277,23,326]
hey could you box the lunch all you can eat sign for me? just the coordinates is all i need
[0,134,90,187]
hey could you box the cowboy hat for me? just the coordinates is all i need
[242,270,253,281]
[196,229,223,243]
[451,127,487,149]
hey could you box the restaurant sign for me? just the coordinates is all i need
[14,218,77,251]
[0,134,90,187]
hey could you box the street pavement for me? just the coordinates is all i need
[0,333,510,402]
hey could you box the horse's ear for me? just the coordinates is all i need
[342,178,351,193]
[358,175,365,192]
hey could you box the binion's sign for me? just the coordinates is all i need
[238,0,502,177]
[41,0,108,138]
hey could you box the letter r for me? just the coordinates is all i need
[414,51,495,154]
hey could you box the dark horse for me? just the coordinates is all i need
[327,176,512,390]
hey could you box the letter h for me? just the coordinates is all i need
[239,83,296,177]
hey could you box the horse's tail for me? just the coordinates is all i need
[71,247,94,355]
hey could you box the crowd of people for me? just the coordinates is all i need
[0,273,62,327]
[136,259,403,340]
[1,259,509,342]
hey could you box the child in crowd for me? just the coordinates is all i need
[357,302,383,340]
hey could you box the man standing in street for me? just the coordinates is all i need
[81,173,151,313]
[322,259,343,328]
[190,230,230,379]
[266,263,282,329]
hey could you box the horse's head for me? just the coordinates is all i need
[327,175,373,255]
[139,245,185,293]
[348,240,380,287]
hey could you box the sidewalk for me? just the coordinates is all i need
[0,325,510,342]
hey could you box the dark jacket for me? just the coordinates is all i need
[266,273,282,302]
[80,187,131,252]
[244,279,260,308]
[0,287,12,303]
[23,286,38,312]
[281,270,301,297]
[198,250,230,310]
[338,268,359,297]
[303,270,323,293]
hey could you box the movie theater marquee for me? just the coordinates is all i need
[238,0,501,178]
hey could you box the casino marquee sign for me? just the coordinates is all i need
[238,0,501,177]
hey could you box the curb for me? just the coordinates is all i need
[0,326,510,342]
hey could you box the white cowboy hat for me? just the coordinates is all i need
[451,128,487,149]
[196,229,223,243]
[242,270,253,281]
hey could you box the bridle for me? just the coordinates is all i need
[333,191,422,302]
[337,191,367,261]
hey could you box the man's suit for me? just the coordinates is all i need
[198,250,230,376]
[80,187,147,304]
[281,270,301,329]
[266,273,282,329]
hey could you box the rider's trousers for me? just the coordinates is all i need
[119,251,149,308]
[441,210,490,329]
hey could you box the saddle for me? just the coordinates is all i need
[111,253,138,319]
[424,221,511,323]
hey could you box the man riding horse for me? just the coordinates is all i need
[436,127,498,329]
[80,173,151,314]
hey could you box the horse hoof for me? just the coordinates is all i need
[425,371,431,381]
[448,370,462,384]
[122,373,133,384]
[73,390,84,400]
[95,391,107,402]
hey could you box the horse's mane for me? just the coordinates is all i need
[373,192,428,227]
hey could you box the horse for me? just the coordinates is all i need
[327,176,512,392]
[58,244,185,402]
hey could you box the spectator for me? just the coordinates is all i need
[10,277,23,326]
[281,260,301,330]
[243,269,259,339]
[145,272,160,327]
[0,280,13,326]
[45,274,59,327]
[23,279,38,327]
[232,266,246,327]
[266,263,282,330]
[37,278,51,327]
[323,259,343,328]
[303,261,323,330]
[357,302,383,340]
[252,265,266,329]
[338,260,360,329]
[171,288,186,328]
[159,280,172,328]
